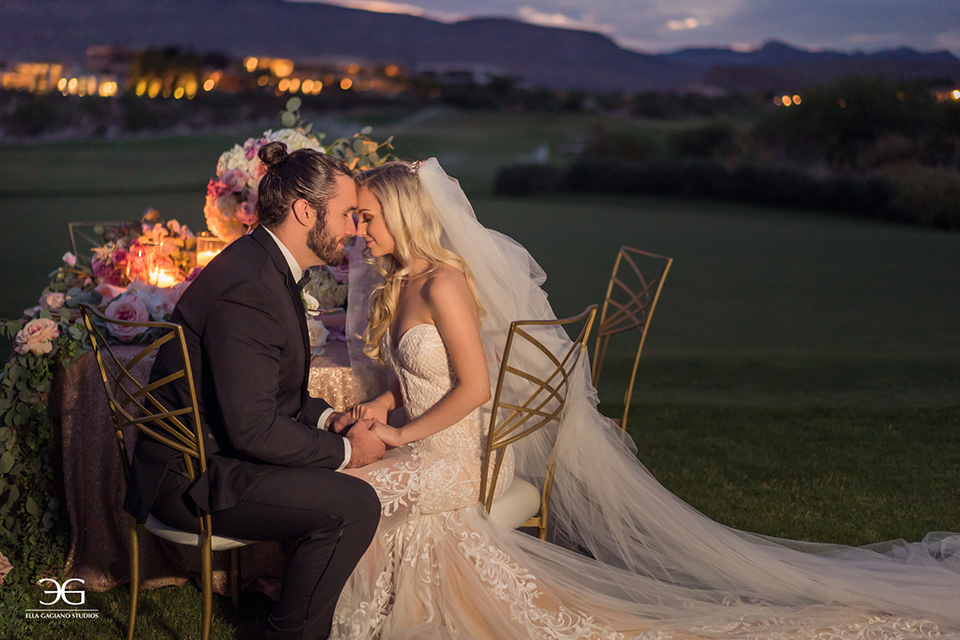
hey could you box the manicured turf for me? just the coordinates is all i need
[2,109,958,639]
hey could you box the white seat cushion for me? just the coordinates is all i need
[144,515,256,551]
[488,478,541,530]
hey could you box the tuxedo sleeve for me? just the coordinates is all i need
[203,281,346,469]
[299,397,333,428]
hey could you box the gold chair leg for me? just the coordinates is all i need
[128,518,139,640]
[230,547,240,610]
[201,540,213,640]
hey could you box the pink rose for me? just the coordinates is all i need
[39,292,66,311]
[242,137,263,159]
[221,169,249,193]
[92,248,129,286]
[104,295,150,341]
[95,283,127,303]
[235,202,258,225]
[14,318,60,356]
[62,251,77,266]
[207,178,231,199]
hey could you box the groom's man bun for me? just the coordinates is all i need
[256,141,351,229]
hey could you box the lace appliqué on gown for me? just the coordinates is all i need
[331,325,951,640]
[332,325,632,639]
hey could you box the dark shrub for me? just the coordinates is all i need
[669,121,737,158]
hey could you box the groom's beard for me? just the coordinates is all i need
[307,213,344,266]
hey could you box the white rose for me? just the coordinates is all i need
[307,318,329,353]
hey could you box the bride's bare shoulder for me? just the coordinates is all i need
[422,263,473,305]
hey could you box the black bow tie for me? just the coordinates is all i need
[297,273,311,290]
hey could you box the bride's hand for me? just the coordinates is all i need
[370,421,406,449]
[352,401,389,425]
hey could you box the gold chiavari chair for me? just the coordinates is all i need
[591,247,672,433]
[80,304,254,640]
[481,305,598,540]
[68,221,123,265]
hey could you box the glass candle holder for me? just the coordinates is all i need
[128,240,157,284]
[196,233,226,268]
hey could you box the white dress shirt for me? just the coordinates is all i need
[262,225,350,470]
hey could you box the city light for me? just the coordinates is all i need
[954,90,960,100]
[340,78,353,90]
[782,95,792,106]
[244,57,258,72]
[203,79,215,91]
[792,94,801,104]
[270,59,294,78]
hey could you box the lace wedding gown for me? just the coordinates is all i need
[331,323,955,640]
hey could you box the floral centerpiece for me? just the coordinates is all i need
[204,98,394,245]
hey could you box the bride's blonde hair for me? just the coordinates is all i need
[356,161,483,365]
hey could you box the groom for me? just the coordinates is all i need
[124,146,384,640]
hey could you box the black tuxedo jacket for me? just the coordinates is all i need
[124,225,346,523]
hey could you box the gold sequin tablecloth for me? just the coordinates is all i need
[53,340,358,598]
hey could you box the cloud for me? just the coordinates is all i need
[667,17,712,31]
[517,6,613,33]
[287,0,464,22]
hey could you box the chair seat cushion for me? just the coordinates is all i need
[144,515,255,551]
[488,478,540,530]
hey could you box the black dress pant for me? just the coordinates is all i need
[150,462,381,640]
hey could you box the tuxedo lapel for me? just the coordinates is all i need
[250,226,312,401]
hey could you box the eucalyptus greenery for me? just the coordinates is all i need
[280,97,395,171]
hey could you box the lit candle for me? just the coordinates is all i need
[155,268,177,288]
[196,250,219,267]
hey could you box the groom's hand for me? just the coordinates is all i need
[345,419,386,468]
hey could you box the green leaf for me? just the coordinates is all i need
[285,96,302,112]
[25,496,40,518]
[19,389,33,404]
[0,451,14,474]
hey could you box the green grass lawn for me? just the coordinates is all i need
[1,109,959,639]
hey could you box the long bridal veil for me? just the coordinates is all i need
[347,158,960,637]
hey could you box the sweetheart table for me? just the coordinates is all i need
[50,340,360,599]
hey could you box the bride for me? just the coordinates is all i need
[330,159,959,639]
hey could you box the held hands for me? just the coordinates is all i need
[329,400,391,435]
[351,400,389,425]
[344,419,386,468]
[370,421,405,449]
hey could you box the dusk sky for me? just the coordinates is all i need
[297,0,960,55]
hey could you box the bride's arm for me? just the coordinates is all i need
[371,268,489,447]
[351,378,403,425]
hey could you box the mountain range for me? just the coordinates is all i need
[1,0,958,93]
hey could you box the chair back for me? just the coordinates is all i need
[69,221,125,266]
[590,247,672,432]
[479,305,598,519]
[79,304,207,490]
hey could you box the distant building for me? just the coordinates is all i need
[0,61,66,93]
